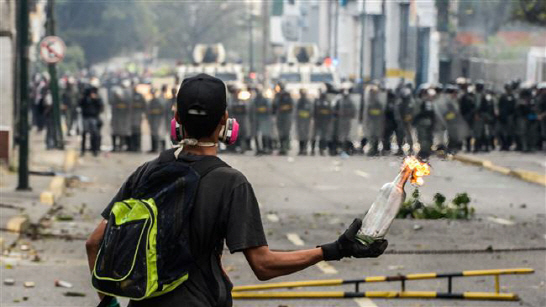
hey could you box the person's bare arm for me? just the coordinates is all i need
[243,246,323,281]
[86,219,107,299]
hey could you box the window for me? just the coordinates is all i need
[310,73,333,83]
[279,73,302,82]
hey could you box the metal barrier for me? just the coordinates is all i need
[232,268,534,301]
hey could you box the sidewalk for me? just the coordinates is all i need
[452,151,546,186]
[0,131,78,253]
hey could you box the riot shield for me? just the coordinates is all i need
[363,88,387,139]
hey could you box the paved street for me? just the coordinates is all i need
[1,145,545,307]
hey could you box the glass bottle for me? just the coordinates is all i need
[356,166,412,245]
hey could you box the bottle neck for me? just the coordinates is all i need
[394,167,412,188]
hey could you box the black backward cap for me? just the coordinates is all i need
[177,73,227,125]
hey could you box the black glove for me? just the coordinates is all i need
[320,218,388,261]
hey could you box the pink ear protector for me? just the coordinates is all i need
[170,118,239,145]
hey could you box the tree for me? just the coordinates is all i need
[512,0,546,26]
[56,1,157,64]
[55,1,250,65]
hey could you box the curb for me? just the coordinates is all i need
[63,148,78,172]
[2,149,79,249]
[452,154,546,186]
[39,149,78,205]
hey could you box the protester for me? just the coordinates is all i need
[85,74,388,307]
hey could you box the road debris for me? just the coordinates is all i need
[23,281,35,288]
[487,217,515,226]
[413,224,423,231]
[63,291,86,297]
[4,278,15,286]
[56,214,74,221]
[55,279,73,288]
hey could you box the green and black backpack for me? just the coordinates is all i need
[92,150,228,304]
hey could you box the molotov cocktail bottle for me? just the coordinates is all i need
[355,165,413,245]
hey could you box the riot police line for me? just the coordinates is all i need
[222,79,546,159]
[33,73,546,159]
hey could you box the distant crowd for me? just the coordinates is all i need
[29,71,546,159]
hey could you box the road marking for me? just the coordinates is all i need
[316,261,338,274]
[266,214,279,222]
[487,216,515,226]
[353,298,378,307]
[286,233,305,246]
[354,170,370,178]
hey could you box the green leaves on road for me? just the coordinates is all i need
[397,189,475,220]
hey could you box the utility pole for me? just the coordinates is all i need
[46,0,64,149]
[16,0,30,191]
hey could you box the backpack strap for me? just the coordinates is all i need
[152,155,229,202]
[190,155,230,179]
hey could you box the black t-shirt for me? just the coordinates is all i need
[100,152,268,307]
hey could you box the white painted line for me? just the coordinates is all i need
[266,214,279,222]
[315,261,338,274]
[286,233,305,246]
[353,298,378,307]
[354,170,370,178]
[487,216,515,226]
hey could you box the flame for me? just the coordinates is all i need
[403,156,431,186]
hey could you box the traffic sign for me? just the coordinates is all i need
[39,36,66,64]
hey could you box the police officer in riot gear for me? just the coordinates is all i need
[497,83,517,151]
[336,88,357,155]
[110,82,131,152]
[413,88,436,159]
[62,78,79,136]
[382,90,402,155]
[129,81,146,152]
[396,86,415,155]
[252,86,273,155]
[515,87,540,152]
[296,88,313,155]
[146,88,165,153]
[472,80,492,152]
[458,80,476,152]
[273,82,294,155]
[229,87,252,153]
[79,86,104,156]
[441,85,469,153]
[312,91,333,156]
[363,84,386,156]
